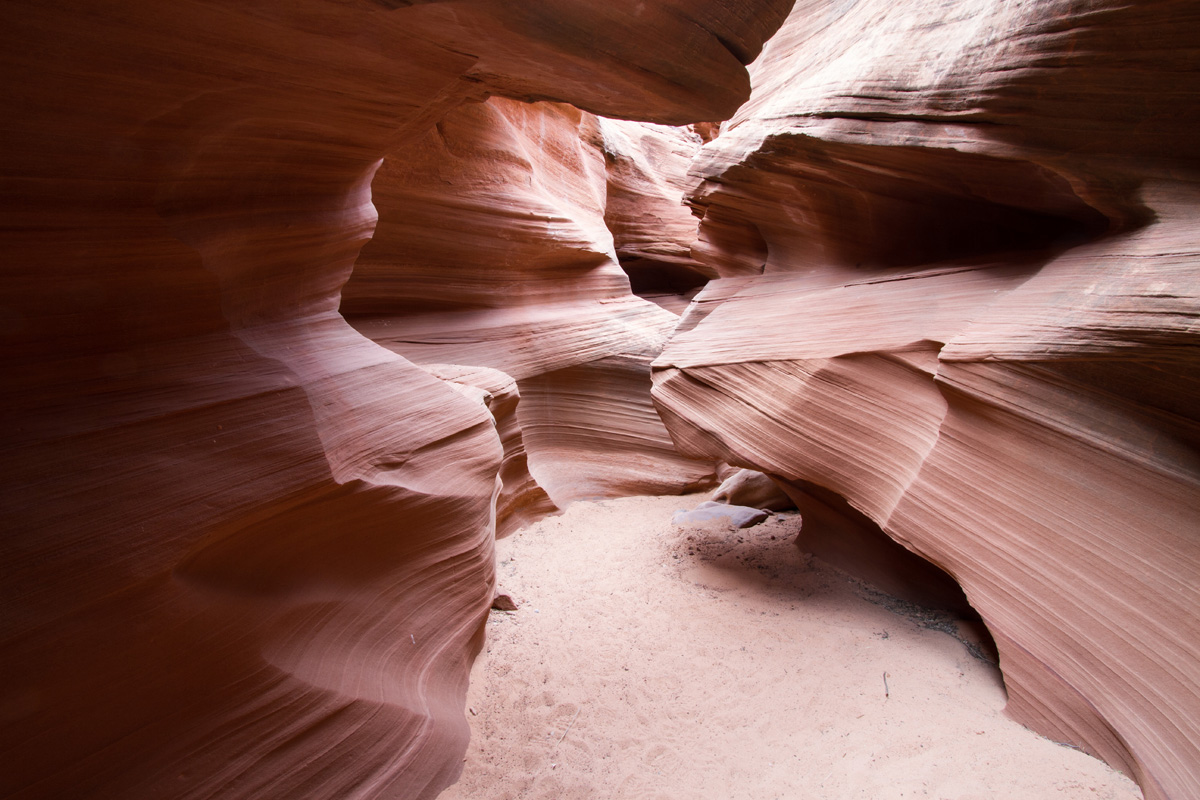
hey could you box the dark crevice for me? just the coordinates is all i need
[620,257,710,295]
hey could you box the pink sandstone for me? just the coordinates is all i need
[344,97,718,505]
[0,2,789,798]
[651,2,1200,799]
[1,2,1196,799]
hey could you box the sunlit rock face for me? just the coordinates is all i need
[419,363,556,539]
[0,1,789,798]
[345,97,718,506]
[597,117,715,313]
[651,2,1200,799]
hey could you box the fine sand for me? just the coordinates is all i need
[442,494,1143,800]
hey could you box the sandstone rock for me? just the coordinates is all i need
[345,97,719,506]
[673,501,770,529]
[711,468,795,511]
[516,355,719,505]
[0,2,788,798]
[651,2,1200,799]
[491,593,519,612]
[598,118,713,309]
[777,479,980,620]
[421,364,557,538]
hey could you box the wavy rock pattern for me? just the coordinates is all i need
[652,2,1200,799]
[345,97,718,506]
[598,118,713,312]
[0,2,789,798]
[420,364,556,539]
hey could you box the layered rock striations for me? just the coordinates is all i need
[651,2,1200,799]
[344,98,717,505]
[598,117,715,312]
[6,1,1196,798]
[0,2,789,798]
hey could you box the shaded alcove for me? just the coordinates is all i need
[690,132,1137,281]
[621,257,711,296]
[774,476,1000,665]
[618,257,712,314]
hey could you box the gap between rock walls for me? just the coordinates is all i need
[335,3,1200,796]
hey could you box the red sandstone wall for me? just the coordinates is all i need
[651,2,1200,799]
[3,2,1196,799]
[344,97,719,506]
[0,2,788,797]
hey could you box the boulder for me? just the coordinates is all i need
[711,468,795,511]
[673,501,771,529]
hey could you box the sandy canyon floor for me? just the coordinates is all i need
[442,494,1142,800]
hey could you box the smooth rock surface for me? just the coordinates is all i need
[420,363,556,539]
[4,1,1195,799]
[673,501,771,529]
[0,2,788,798]
[345,97,718,505]
[711,468,796,511]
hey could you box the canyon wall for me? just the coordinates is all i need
[343,98,716,507]
[0,2,789,798]
[651,2,1200,799]
[3,1,1196,799]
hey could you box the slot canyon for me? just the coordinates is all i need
[1,1,1197,799]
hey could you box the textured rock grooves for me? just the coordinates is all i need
[651,2,1200,800]
[0,4,1196,800]
[342,98,718,507]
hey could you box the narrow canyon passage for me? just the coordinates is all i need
[443,496,1141,800]
[3,2,1197,799]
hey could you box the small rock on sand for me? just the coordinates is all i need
[673,500,770,529]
